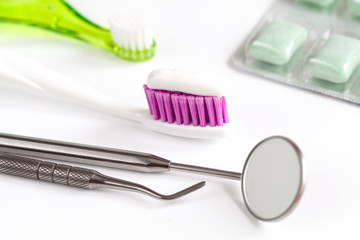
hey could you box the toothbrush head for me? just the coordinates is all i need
[143,69,229,128]
[108,16,155,62]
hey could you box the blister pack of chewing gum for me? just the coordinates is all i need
[232,0,360,104]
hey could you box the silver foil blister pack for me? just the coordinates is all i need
[232,0,360,104]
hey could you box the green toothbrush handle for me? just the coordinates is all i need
[0,0,114,53]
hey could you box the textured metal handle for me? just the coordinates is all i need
[0,154,97,189]
[0,153,206,200]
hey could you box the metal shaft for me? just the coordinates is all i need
[0,132,171,173]
[170,162,241,180]
[0,153,205,200]
[0,132,242,180]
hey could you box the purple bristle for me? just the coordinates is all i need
[205,97,216,127]
[222,96,229,123]
[155,91,167,122]
[143,85,152,115]
[213,97,223,126]
[179,95,190,125]
[187,96,199,126]
[196,96,207,127]
[163,92,174,123]
[143,85,229,127]
[171,94,182,125]
[148,89,160,120]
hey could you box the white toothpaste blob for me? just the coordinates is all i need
[147,68,225,97]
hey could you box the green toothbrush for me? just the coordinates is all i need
[0,0,156,61]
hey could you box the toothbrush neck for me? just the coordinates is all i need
[95,101,143,122]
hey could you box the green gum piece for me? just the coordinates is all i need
[348,0,360,17]
[0,0,155,62]
[298,0,336,7]
[249,20,308,66]
[309,34,360,83]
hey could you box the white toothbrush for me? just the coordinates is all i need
[0,49,229,139]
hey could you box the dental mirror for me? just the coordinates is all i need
[241,136,305,221]
[0,133,306,221]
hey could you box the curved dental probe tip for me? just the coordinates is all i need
[135,181,206,200]
[0,153,205,200]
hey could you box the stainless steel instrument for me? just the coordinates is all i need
[0,132,241,180]
[0,132,306,221]
[0,152,205,200]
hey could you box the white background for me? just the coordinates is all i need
[0,0,359,239]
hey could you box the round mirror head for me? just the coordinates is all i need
[241,136,305,221]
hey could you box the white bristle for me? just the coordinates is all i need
[108,15,154,51]
[136,27,144,51]
[144,26,153,50]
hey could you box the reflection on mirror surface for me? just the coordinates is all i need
[242,137,304,221]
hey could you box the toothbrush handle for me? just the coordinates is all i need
[0,0,113,50]
[0,48,142,122]
[0,153,98,189]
